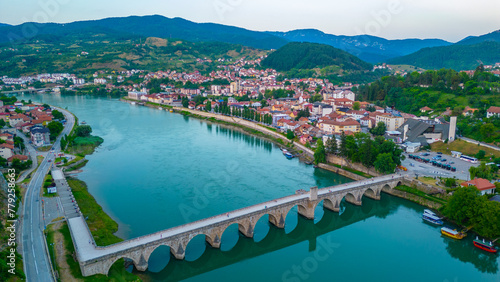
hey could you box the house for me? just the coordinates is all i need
[460,178,496,195]
[300,134,313,145]
[462,106,479,117]
[7,154,29,164]
[0,143,14,159]
[396,118,453,146]
[318,119,361,135]
[30,125,51,147]
[486,106,500,118]
[9,114,31,127]
[376,114,404,131]
[420,106,433,113]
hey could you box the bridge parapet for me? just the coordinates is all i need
[75,175,405,276]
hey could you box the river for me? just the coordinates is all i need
[20,93,500,281]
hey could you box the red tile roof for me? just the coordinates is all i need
[461,178,495,191]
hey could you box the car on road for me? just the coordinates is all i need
[449,161,454,164]
[441,159,447,162]
[437,152,443,155]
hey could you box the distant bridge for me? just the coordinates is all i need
[68,174,405,276]
[1,88,52,95]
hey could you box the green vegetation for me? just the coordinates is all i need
[395,185,447,205]
[388,41,500,70]
[430,139,500,159]
[327,163,373,178]
[443,186,500,239]
[67,177,122,246]
[457,116,500,145]
[47,121,64,141]
[261,42,383,83]
[262,42,372,72]
[333,133,403,174]
[314,139,326,165]
[355,67,500,114]
[0,28,268,77]
[57,222,140,281]
[65,125,103,157]
[51,110,64,120]
[214,102,273,125]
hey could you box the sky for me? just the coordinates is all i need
[1,0,499,42]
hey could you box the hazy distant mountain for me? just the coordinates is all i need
[388,41,500,70]
[262,42,372,71]
[0,15,287,49]
[456,29,500,45]
[267,29,452,63]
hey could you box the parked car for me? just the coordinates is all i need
[441,159,447,162]
[437,152,443,155]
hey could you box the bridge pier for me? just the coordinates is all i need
[269,212,286,228]
[345,193,362,206]
[135,254,148,271]
[297,203,316,220]
[323,198,340,212]
[170,240,188,260]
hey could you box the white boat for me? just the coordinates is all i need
[131,102,136,105]
[424,209,437,217]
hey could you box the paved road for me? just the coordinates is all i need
[458,137,500,152]
[21,107,75,282]
[15,130,38,183]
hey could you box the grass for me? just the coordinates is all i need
[430,139,500,159]
[395,185,447,205]
[65,160,89,172]
[66,136,103,157]
[328,163,373,178]
[63,155,84,167]
[45,224,59,277]
[37,145,52,152]
[417,176,439,186]
[66,177,123,246]
[59,222,140,281]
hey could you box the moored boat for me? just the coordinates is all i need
[441,227,467,239]
[473,237,498,253]
[422,213,443,225]
[424,209,437,216]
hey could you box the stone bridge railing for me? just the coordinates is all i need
[75,175,405,276]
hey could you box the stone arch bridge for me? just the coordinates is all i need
[69,174,405,276]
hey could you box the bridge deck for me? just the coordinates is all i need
[69,174,403,262]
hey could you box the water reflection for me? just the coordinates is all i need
[136,195,397,281]
[444,236,499,274]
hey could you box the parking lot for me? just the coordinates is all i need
[401,151,479,180]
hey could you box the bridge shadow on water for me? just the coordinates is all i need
[135,193,399,281]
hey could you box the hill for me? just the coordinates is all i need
[0,32,268,77]
[268,29,451,63]
[457,29,500,45]
[1,15,457,63]
[0,15,287,50]
[262,42,372,72]
[387,41,500,70]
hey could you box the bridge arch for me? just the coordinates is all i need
[103,255,140,276]
[185,234,208,261]
[144,243,173,264]
[343,192,362,206]
[381,183,393,193]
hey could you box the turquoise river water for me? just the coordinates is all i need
[20,94,499,281]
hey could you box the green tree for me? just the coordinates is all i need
[47,121,64,140]
[479,123,497,142]
[339,131,348,158]
[314,140,326,165]
[51,110,64,120]
[475,150,486,160]
[374,153,396,173]
[469,163,492,180]
[0,119,5,128]
[75,125,92,137]
[325,137,338,155]
[443,186,481,225]
[286,130,295,140]
[42,103,51,110]
[353,101,361,111]
[205,101,212,112]
[181,96,189,108]
[370,122,387,136]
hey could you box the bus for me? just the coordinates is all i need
[460,155,478,164]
